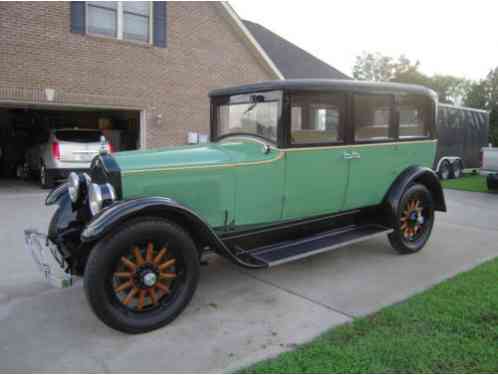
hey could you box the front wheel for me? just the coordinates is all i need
[388,184,435,254]
[84,218,200,334]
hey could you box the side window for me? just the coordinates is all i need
[290,94,344,145]
[353,95,393,142]
[399,95,431,139]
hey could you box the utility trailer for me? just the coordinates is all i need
[434,104,489,179]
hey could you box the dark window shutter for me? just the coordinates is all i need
[153,2,167,48]
[70,2,86,34]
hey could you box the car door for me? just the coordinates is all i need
[343,93,399,210]
[283,93,350,220]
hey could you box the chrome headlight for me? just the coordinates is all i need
[88,183,116,216]
[67,172,80,203]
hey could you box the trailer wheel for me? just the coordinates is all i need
[451,160,463,179]
[439,160,451,180]
[487,174,498,191]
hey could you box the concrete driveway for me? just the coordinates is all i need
[0,186,497,372]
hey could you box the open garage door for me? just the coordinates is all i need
[0,104,141,189]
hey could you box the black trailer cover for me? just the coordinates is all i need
[435,104,489,169]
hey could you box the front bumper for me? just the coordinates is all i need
[24,229,72,288]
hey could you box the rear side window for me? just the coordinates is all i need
[290,94,345,145]
[354,95,393,141]
[399,95,431,139]
[55,130,102,143]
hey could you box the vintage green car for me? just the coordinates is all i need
[25,79,446,333]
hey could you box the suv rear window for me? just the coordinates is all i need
[55,130,102,143]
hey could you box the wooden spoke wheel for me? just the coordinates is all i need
[400,198,425,241]
[84,218,200,334]
[388,184,435,254]
[113,241,179,311]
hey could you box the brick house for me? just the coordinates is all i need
[0,1,349,180]
[0,1,283,178]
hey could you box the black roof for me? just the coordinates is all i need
[243,20,351,80]
[209,79,438,99]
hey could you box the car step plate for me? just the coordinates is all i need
[247,224,392,267]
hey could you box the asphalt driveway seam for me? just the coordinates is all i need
[236,268,355,319]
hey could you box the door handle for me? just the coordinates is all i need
[344,151,360,160]
[343,152,353,160]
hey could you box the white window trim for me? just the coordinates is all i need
[86,2,153,45]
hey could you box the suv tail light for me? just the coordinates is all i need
[51,142,60,160]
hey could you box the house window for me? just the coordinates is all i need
[87,2,117,37]
[86,2,152,43]
[123,2,151,43]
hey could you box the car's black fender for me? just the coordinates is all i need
[80,197,267,269]
[383,166,446,226]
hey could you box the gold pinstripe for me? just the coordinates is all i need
[121,139,436,176]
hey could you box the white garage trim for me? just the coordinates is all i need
[218,2,284,80]
[140,110,147,149]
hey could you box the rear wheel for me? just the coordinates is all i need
[40,163,53,189]
[388,184,435,254]
[438,160,451,180]
[84,218,200,334]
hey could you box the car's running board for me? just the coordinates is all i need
[246,224,393,267]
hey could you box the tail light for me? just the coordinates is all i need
[107,143,114,153]
[51,142,60,160]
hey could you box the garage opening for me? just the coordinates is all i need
[0,105,141,189]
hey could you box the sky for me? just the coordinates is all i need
[230,0,498,81]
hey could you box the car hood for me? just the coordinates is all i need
[112,138,280,173]
[112,143,234,173]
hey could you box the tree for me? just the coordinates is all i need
[464,81,488,109]
[353,52,498,144]
[463,68,498,146]
[353,52,469,104]
[352,52,394,81]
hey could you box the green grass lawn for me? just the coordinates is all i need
[441,173,490,193]
[243,257,498,373]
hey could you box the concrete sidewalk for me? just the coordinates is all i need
[0,188,497,372]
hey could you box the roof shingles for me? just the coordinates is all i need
[243,20,351,80]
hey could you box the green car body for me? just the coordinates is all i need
[113,137,437,230]
[31,79,447,333]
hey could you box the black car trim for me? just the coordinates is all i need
[383,165,446,226]
[90,153,122,199]
[80,196,268,269]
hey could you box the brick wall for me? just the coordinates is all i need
[0,2,275,147]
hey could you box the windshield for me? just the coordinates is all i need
[214,91,281,142]
[55,130,103,143]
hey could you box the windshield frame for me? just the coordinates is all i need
[211,90,283,145]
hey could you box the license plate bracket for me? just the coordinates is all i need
[24,229,73,288]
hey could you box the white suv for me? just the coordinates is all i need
[26,128,112,188]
